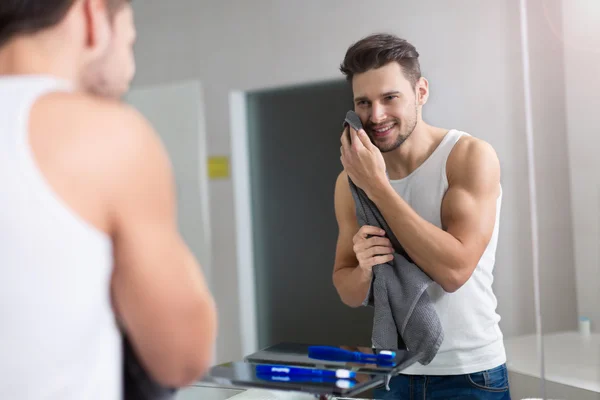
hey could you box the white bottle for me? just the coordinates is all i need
[579,316,591,336]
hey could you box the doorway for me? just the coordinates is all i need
[239,79,374,350]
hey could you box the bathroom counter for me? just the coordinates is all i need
[175,383,369,400]
[175,332,600,399]
[504,331,600,393]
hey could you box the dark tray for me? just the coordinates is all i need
[205,361,386,398]
[244,342,410,373]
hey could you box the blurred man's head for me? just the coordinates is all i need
[0,0,136,98]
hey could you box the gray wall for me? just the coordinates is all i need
[131,0,578,363]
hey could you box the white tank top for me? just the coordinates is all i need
[0,76,122,399]
[395,129,506,375]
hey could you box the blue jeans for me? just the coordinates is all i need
[372,364,511,399]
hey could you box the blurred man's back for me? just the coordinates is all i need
[0,75,123,398]
[0,1,217,398]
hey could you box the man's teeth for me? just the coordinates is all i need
[374,125,394,133]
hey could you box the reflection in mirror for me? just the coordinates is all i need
[228,4,531,400]
[125,1,600,399]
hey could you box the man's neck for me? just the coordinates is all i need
[0,37,79,85]
[382,122,449,180]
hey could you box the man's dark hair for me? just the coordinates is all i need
[340,33,422,89]
[0,0,131,48]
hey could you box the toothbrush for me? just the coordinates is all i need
[256,373,356,389]
[255,364,355,379]
[307,346,395,364]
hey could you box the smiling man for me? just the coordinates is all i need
[332,34,510,399]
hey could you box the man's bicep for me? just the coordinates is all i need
[442,186,497,246]
[108,111,218,380]
[442,140,500,264]
[106,108,206,318]
[108,111,186,315]
[110,110,177,229]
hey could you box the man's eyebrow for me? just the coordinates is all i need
[354,91,401,102]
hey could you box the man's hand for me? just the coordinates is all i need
[340,126,387,197]
[353,226,394,272]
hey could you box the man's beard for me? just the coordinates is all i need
[366,109,418,153]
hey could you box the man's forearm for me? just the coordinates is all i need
[367,183,465,291]
[333,266,373,308]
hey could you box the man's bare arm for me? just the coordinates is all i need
[107,105,217,387]
[332,171,393,307]
[368,137,501,292]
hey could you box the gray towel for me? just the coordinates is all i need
[348,177,444,366]
[124,335,177,400]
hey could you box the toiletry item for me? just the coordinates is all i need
[579,316,591,336]
[308,346,395,364]
[255,364,355,379]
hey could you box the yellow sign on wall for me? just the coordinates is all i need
[208,156,230,179]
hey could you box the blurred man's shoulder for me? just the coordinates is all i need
[37,91,146,133]
[30,90,161,187]
[32,91,157,157]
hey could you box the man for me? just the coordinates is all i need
[0,1,217,399]
[332,34,510,399]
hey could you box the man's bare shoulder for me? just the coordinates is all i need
[447,135,500,190]
[335,170,349,188]
[29,91,171,232]
[452,135,497,158]
[32,91,165,170]
[35,91,151,143]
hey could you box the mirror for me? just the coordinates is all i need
[129,1,599,399]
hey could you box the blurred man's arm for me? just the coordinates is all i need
[108,105,217,387]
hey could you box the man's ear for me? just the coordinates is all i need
[416,77,429,106]
[81,0,112,59]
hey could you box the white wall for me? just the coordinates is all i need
[130,0,578,363]
[525,0,579,335]
[561,0,600,329]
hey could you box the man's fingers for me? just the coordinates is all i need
[366,237,393,248]
[348,126,365,150]
[356,129,372,149]
[340,126,351,148]
[373,254,395,265]
[368,246,394,257]
[359,225,386,238]
[365,254,395,268]
[353,226,386,245]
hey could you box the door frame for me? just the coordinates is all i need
[230,90,259,357]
